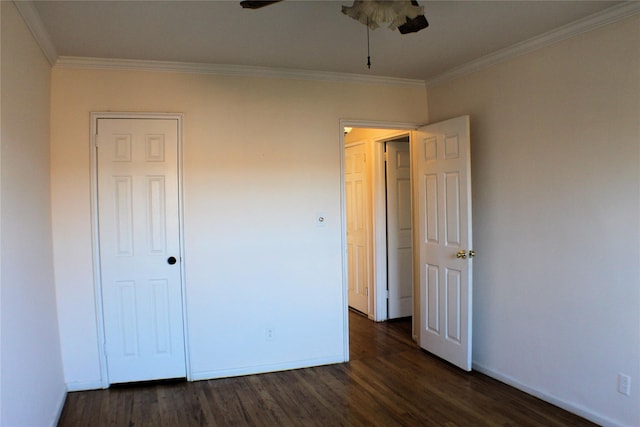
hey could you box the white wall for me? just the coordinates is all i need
[427,16,640,427]
[0,2,67,426]
[50,66,428,387]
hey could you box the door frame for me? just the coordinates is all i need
[89,112,190,387]
[339,119,419,359]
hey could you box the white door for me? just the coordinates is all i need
[97,118,186,384]
[345,143,370,314]
[413,116,473,371]
[386,140,413,319]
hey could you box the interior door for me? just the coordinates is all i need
[345,143,370,314]
[386,139,413,319]
[413,116,473,371]
[97,117,186,384]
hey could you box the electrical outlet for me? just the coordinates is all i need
[618,374,631,396]
[265,328,275,341]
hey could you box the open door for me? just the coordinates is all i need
[413,116,473,371]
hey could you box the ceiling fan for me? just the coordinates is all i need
[239,0,429,35]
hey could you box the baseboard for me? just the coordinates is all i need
[66,379,106,392]
[64,355,345,389]
[472,362,625,427]
[191,355,345,381]
[49,388,67,427]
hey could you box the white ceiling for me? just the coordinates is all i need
[29,1,627,82]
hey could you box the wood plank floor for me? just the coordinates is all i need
[57,310,596,426]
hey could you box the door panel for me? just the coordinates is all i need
[345,143,370,314]
[414,116,473,371]
[97,118,186,384]
[386,140,413,319]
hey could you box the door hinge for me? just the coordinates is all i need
[385,290,389,299]
[365,287,369,297]
[384,151,389,162]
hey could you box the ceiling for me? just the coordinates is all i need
[30,0,625,82]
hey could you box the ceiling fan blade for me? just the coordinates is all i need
[398,14,429,34]
[398,0,429,34]
[240,0,284,9]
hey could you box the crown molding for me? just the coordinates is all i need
[13,0,58,65]
[426,1,640,88]
[54,56,427,88]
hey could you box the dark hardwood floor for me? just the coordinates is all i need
[57,310,596,426]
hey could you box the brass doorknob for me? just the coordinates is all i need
[456,250,476,259]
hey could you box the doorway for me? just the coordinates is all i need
[91,113,188,385]
[384,136,413,320]
[343,124,415,337]
[341,117,474,370]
